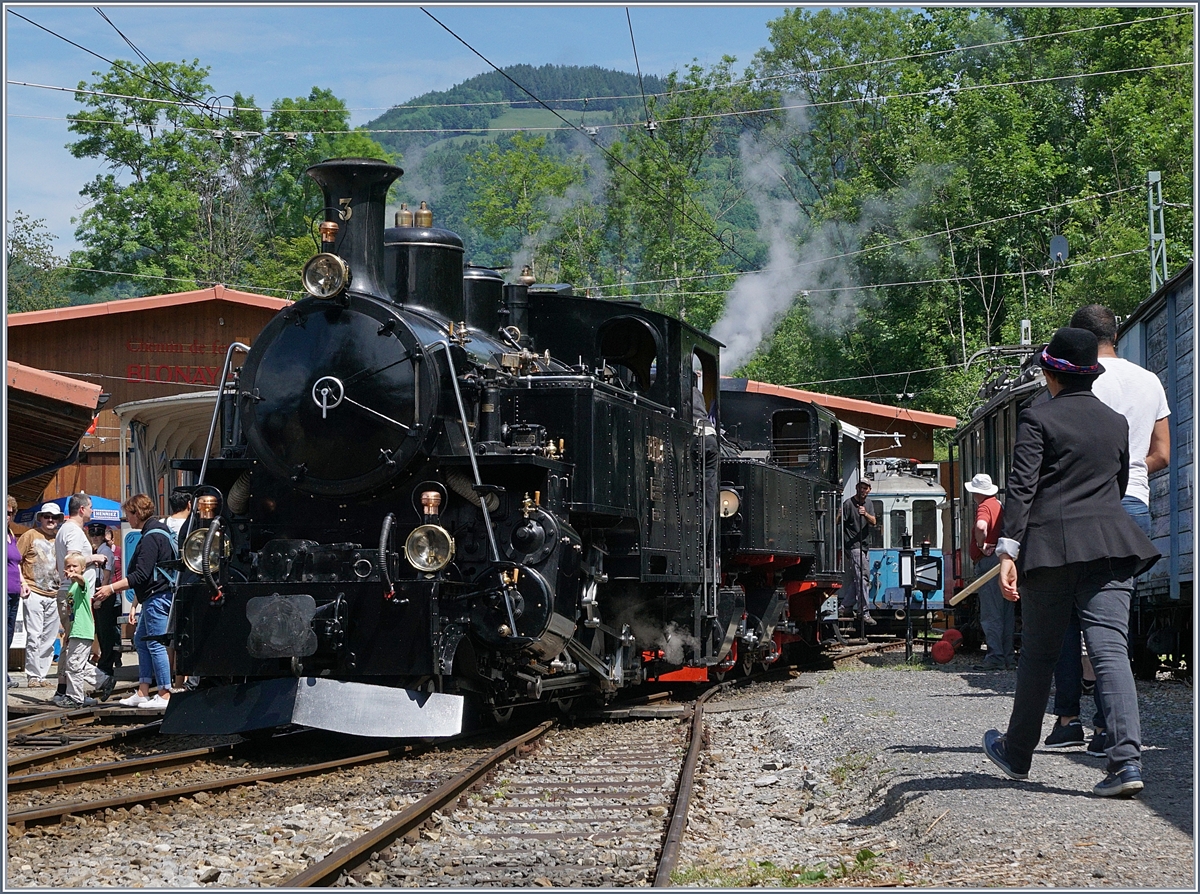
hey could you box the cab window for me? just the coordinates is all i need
[888,509,908,548]
[912,499,938,546]
[868,500,884,548]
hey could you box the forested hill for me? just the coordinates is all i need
[367,64,664,156]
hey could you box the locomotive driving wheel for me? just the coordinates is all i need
[739,648,755,677]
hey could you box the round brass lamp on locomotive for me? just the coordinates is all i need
[404,524,455,572]
[302,252,351,299]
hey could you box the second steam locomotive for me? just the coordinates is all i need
[163,157,851,737]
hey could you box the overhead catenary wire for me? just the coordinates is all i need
[7,8,1189,116]
[606,187,1149,290]
[92,6,223,124]
[53,245,1145,308]
[7,8,226,126]
[625,7,653,128]
[11,59,1192,128]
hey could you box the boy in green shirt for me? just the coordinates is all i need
[58,552,99,708]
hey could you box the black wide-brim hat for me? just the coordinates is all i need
[1037,327,1103,376]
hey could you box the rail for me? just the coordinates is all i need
[283,720,554,886]
[653,685,718,886]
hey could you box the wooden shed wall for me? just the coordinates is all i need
[7,300,278,506]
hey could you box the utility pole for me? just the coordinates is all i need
[1148,171,1168,292]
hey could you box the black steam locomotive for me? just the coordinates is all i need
[163,157,848,738]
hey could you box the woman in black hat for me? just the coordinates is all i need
[982,327,1158,798]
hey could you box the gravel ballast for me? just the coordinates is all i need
[677,653,1194,888]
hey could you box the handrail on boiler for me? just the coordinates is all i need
[197,342,251,487]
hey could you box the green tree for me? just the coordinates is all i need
[66,59,219,293]
[6,212,70,313]
[466,132,583,279]
[603,59,748,327]
[66,60,393,298]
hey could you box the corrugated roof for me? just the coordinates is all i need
[6,362,105,505]
[725,378,958,428]
[7,284,291,326]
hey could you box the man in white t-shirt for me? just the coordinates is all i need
[1042,304,1170,754]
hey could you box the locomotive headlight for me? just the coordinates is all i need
[182,527,227,574]
[302,252,351,298]
[404,524,455,572]
[719,488,741,518]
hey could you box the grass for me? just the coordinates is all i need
[672,851,882,887]
[830,750,874,786]
[672,860,829,887]
[428,106,617,148]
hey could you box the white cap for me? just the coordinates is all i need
[37,502,64,517]
[964,473,998,496]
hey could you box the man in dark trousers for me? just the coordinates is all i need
[982,328,1158,798]
[840,479,877,625]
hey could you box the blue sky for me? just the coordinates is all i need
[4,3,800,253]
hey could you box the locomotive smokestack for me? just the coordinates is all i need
[306,158,403,301]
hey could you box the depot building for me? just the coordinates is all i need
[6,285,288,506]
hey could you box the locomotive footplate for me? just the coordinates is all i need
[160,677,464,738]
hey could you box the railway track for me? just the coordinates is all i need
[6,689,708,888]
[285,690,715,888]
[5,729,437,830]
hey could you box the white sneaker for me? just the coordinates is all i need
[118,693,148,707]
[141,694,171,710]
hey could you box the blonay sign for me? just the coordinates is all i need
[125,337,248,384]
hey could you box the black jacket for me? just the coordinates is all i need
[126,518,177,602]
[1000,388,1158,576]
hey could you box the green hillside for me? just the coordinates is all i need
[366,64,661,158]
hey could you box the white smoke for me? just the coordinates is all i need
[711,125,808,372]
[710,95,868,373]
[656,621,700,666]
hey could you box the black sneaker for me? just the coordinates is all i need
[1043,719,1085,749]
[1093,763,1143,798]
[95,674,117,702]
[861,612,877,626]
[973,660,1006,671]
[1086,729,1108,757]
[983,729,1029,780]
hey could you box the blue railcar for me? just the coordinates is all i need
[860,458,947,620]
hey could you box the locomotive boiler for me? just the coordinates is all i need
[162,157,847,737]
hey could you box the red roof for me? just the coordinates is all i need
[6,362,105,504]
[7,284,291,326]
[732,378,957,428]
[7,360,104,409]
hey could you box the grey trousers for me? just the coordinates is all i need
[976,553,1013,665]
[841,546,870,613]
[1004,559,1141,773]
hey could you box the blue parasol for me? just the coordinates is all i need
[13,494,123,527]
